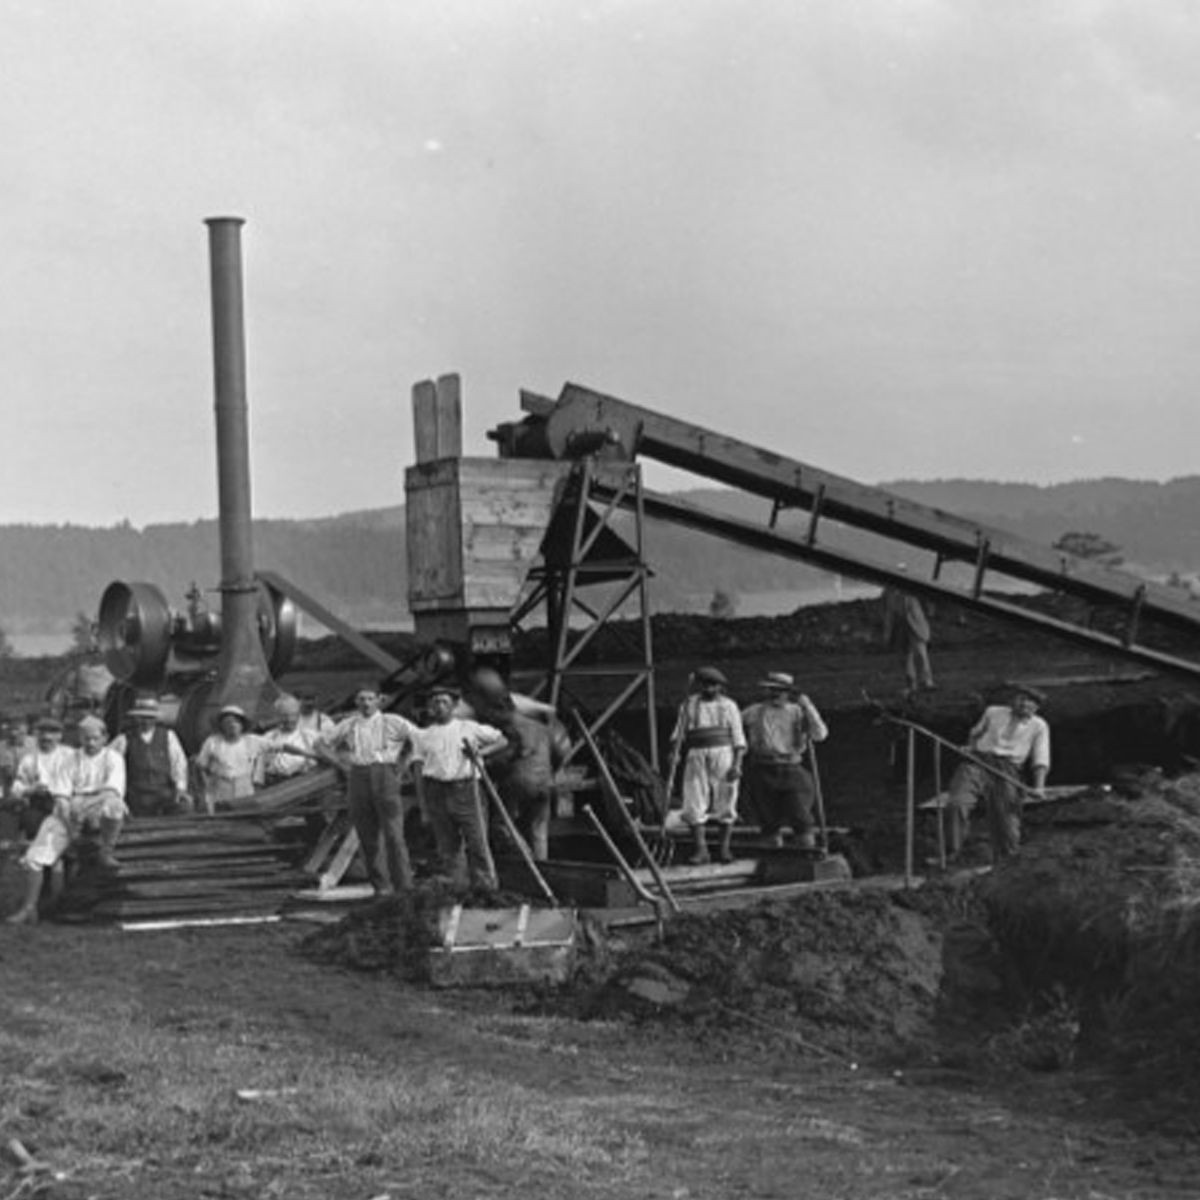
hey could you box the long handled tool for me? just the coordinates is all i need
[464,744,559,907]
[573,712,682,915]
[807,739,830,856]
[861,691,1043,802]
[582,804,667,937]
[662,673,693,798]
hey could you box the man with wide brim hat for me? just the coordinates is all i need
[194,704,265,814]
[946,682,1051,863]
[741,672,829,851]
[110,695,190,817]
[669,665,746,864]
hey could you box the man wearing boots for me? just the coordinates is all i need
[741,672,829,850]
[5,715,127,925]
[671,666,746,864]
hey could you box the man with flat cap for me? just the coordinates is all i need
[741,672,829,851]
[670,666,746,864]
[110,695,190,816]
[410,683,508,889]
[946,682,1050,863]
[6,716,74,843]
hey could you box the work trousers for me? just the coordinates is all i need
[22,791,126,870]
[746,759,815,840]
[947,754,1022,860]
[903,637,935,690]
[680,746,739,826]
[424,777,498,890]
[346,764,413,895]
[496,768,552,861]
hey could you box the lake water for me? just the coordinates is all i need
[6,632,73,658]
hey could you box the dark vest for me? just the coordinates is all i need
[124,726,176,815]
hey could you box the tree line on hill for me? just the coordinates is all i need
[2,476,1199,642]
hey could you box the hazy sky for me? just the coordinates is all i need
[4,0,1200,527]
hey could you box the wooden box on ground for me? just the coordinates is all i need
[427,904,578,988]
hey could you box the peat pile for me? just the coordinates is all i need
[979,776,1200,1097]
[561,890,944,1061]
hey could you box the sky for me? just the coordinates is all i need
[4,0,1200,527]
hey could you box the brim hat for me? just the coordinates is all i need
[758,672,795,690]
[694,666,727,686]
[428,683,461,700]
[217,704,249,725]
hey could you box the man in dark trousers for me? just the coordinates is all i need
[111,695,191,816]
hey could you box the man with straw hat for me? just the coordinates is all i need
[946,682,1050,863]
[670,666,746,864]
[110,695,190,816]
[741,672,829,851]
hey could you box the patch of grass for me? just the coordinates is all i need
[0,992,647,1198]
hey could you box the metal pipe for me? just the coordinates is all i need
[202,216,277,725]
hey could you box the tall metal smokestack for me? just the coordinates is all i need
[203,216,279,725]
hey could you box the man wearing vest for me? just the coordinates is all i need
[671,666,746,864]
[111,696,191,817]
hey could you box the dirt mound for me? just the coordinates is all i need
[979,776,1200,1095]
[560,890,944,1061]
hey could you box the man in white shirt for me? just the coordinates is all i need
[6,715,127,924]
[411,684,507,890]
[320,683,420,896]
[261,694,322,787]
[947,683,1051,862]
[669,666,747,864]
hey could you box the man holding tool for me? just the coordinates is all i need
[741,672,829,851]
[669,666,746,864]
[946,683,1050,863]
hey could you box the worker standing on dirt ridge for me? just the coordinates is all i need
[319,683,420,896]
[671,666,746,865]
[946,683,1050,863]
[110,695,191,816]
[741,673,829,851]
[5,715,127,925]
[881,566,935,696]
[411,683,508,889]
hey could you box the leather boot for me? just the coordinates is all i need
[717,824,734,863]
[96,817,123,870]
[5,865,44,925]
[688,824,710,865]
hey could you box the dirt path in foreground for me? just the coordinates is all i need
[3,922,1196,1199]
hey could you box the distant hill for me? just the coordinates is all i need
[3,477,1199,637]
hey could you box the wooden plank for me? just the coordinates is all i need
[433,373,463,459]
[302,814,349,874]
[317,827,361,891]
[405,478,464,604]
[412,378,439,464]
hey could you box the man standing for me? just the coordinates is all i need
[411,684,508,889]
[671,666,746,864]
[110,695,190,816]
[320,683,419,896]
[741,672,829,851]
[295,690,336,739]
[882,573,935,694]
[5,715,127,925]
[947,683,1050,863]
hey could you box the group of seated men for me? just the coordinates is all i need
[0,672,564,924]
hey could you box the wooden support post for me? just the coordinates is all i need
[412,373,463,463]
[934,742,945,870]
[905,726,916,888]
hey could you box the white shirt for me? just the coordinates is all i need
[412,719,506,782]
[969,705,1051,771]
[322,711,418,766]
[261,725,322,779]
[71,745,127,801]
[11,745,76,800]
